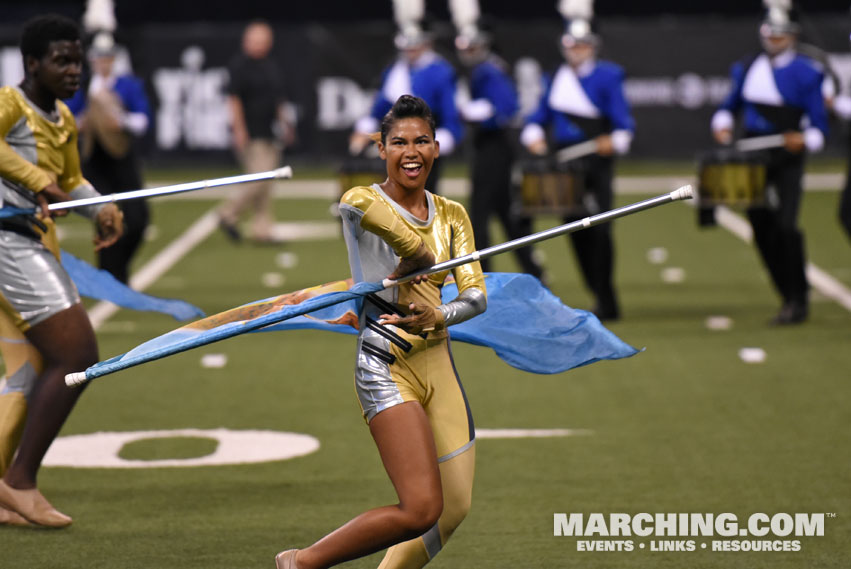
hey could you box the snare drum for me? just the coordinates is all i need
[697,149,767,207]
[518,159,586,216]
[339,157,386,197]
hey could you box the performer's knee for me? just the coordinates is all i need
[438,486,471,538]
[776,213,799,234]
[436,445,476,541]
[399,496,443,537]
[0,315,40,476]
[0,391,27,476]
[0,315,43,400]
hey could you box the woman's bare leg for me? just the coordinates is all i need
[377,444,476,569]
[293,401,443,569]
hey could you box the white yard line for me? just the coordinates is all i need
[269,221,339,241]
[805,264,851,312]
[713,205,851,313]
[475,428,592,439]
[88,209,220,329]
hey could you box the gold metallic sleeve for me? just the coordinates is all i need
[56,103,88,192]
[0,91,52,191]
[445,200,486,298]
[341,186,423,258]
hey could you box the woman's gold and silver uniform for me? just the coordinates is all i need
[339,183,486,566]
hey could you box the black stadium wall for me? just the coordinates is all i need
[1,15,851,164]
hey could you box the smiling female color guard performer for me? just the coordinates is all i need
[275,95,486,569]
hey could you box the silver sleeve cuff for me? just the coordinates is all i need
[439,287,487,327]
[67,184,105,219]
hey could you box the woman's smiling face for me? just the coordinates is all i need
[379,117,439,193]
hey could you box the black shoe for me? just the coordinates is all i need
[592,290,621,322]
[770,301,808,326]
[218,219,242,243]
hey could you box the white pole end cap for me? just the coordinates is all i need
[670,184,694,201]
[65,372,88,387]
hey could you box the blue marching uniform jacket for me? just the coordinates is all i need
[66,75,152,126]
[469,56,518,131]
[717,51,827,138]
[368,51,464,146]
[525,60,634,146]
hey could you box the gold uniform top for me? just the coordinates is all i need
[0,85,92,254]
[339,184,486,339]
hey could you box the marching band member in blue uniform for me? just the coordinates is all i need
[711,4,828,325]
[520,7,634,321]
[350,1,462,195]
[454,22,544,280]
[833,94,851,241]
[824,45,851,242]
[833,106,851,241]
[65,31,152,283]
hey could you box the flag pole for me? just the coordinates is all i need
[0,167,293,219]
[64,184,692,387]
[383,184,694,288]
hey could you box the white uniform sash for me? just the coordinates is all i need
[548,64,600,118]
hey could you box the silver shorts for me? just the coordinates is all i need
[0,230,79,331]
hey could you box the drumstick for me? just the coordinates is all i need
[555,139,599,163]
[734,134,786,152]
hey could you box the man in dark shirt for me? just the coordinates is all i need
[218,20,292,243]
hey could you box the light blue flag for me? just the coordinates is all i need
[440,273,639,374]
[61,250,204,321]
[72,273,638,384]
[260,273,639,374]
[76,280,383,382]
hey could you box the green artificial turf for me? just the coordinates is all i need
[118,437,220,461]
[3,176,849,568]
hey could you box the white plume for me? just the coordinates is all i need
[558,0,594,20]
[393,0,425,29]
[449,0,481,37]
[91,31,115,53]
[762,0,792,9]
[83,0,117,33]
